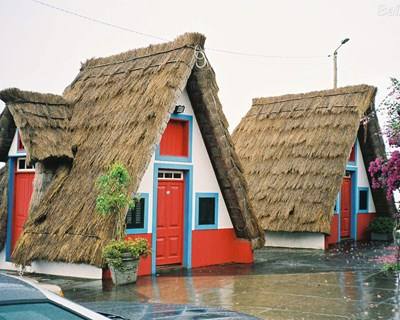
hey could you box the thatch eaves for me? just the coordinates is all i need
[232,85,377,234]
[12,33,264,267]
[0,165,8,251]
[0,88,73,164]
[0,107,16,162]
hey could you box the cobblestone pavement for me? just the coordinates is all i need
[23,241,400,319]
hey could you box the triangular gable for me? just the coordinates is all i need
[10,33,263,267]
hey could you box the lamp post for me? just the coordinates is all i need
[331,38,350,89]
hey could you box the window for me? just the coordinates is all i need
[156,115,193,162]
[158,170,183,180]
[358,188,369,213]
[126,194,148,234]
[16,157,35,172]
[334,194,340,214]
[0,302,86,320]
[195,193,218,229]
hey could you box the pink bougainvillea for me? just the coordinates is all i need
[368,78,400,212]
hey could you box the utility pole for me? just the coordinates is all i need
[330,38,350,89]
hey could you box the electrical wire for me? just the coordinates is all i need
[30,0,328,61]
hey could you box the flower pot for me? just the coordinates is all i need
[371,232,393,241]
[108,253,139,285]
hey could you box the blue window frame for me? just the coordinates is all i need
[334,193,340,214]
[358,187,369,213]
[155,114,193,163]
[195,193,218,230]
[126,193,149,234]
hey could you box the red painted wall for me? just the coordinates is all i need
[103,229,253,279]
[192,228,253,267]
[325,214,339,248]
[357,213,376,240]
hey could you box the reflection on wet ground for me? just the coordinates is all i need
[31,242,400,319]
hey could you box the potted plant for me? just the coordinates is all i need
[96,162,150,285]
[368,216,395,241]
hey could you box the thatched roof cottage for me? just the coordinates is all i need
[232,86,395,249]
[0,33,264,278]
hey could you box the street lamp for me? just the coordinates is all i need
[330,38,350,89]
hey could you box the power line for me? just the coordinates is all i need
[30,0,328,61]
[31,0,168,41]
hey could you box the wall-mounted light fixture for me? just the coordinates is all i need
[174,105,185,114]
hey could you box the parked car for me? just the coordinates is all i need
[0,273,110,320]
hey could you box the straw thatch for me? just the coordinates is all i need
[10,33,263,267]
[0,107,16,162]
[0,165,8,251]
[0,88,73,164]
[232,85,378,233]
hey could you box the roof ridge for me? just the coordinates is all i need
[252,85,375,106]
[81,32,205,71]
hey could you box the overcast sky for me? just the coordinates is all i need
[1,0,399,131]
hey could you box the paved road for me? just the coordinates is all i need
[23,241,400,319]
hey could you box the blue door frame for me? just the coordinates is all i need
[338,166,358,241]
[151,163,193,274]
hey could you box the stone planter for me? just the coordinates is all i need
[109,253,139,286]
[371,232,393,241]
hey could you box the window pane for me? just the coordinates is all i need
[359,190,368,211]
[126,198,145,229]
[18,158,26,170]
[0,302,86,320]
[199,197,215,225]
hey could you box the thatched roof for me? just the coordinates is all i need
[0,165,8,251]
[232,85,379,233]
[11,33,264,267]
[0,88,73,164]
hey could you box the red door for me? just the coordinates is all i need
[340,176,352,238]
[12,171,34,250]
[156,179,184,266]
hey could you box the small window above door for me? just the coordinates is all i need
[16,157,35,172]
[156,115,193,163]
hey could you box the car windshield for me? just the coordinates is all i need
[0,302,86,320]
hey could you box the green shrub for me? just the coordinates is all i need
[383,263,400,272]
[368,217,395,234]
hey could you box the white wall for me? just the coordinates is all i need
[265,231,325,250]
[356,141,376,212]
[0,250,102,279]
[136,88,233,232]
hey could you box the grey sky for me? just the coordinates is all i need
[0,0,399,131]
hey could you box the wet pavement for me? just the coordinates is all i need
[19,242,400,319]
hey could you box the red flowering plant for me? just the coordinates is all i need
[368,78,400,271]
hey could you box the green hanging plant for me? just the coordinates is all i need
[95,162,150,274]
[95,162,135,241]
